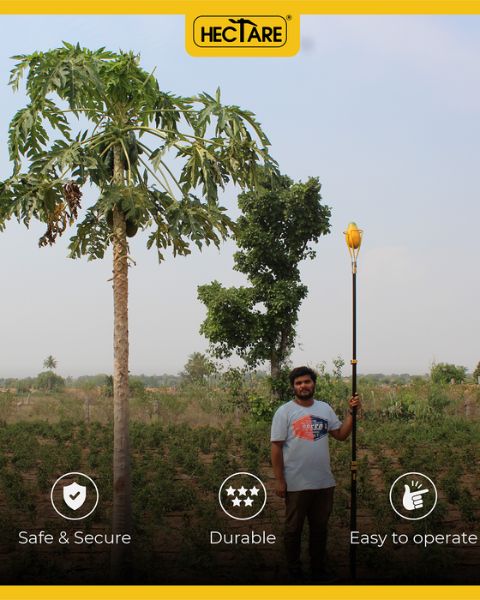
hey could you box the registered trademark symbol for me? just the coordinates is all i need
[286,15,292,21]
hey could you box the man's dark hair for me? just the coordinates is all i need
[288,366,317,386]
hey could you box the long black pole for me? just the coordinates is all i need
[350,262,357,581]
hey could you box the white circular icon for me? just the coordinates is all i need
[50,472,99,521]
[218,472,267,521]
[389,472,437,521]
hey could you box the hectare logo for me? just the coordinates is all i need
[186,13,299,57]
[194,15,287,49]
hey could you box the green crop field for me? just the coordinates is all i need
[0,379,479,584]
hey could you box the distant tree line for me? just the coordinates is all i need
[1,360,478,392]
[358,373,420,385]
[71,373,182,388]
[0,372,182,392]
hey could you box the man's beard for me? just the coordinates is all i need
[296,389,314,400]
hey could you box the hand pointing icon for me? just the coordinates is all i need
[389,472,437,520]
[402,484,429,510]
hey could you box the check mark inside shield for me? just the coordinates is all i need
[63,482,87,510]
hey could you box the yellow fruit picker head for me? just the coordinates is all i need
[344,222,363,265]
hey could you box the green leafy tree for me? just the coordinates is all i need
[36,370,65,392]
[181,352,216,385]
[0,43,275,577]
[198,170,331,384]
[38,355,63,391]
[430,362,467,384]
[43,355,57,370]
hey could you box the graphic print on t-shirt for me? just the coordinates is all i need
[292,415,328,441]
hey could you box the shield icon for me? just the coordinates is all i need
[63,481,87,511]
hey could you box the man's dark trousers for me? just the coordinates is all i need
[284,487,334,576]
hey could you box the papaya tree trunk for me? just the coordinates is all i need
[111,144,132,579]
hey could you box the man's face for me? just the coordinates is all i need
[292,375,315,401]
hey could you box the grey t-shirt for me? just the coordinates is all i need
[270,399,342,491]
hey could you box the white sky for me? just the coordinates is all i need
[0,15,479,377]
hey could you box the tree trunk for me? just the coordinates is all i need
[270,329,289,399]
[270,353,281,400]
[111,145,132,580]
[270,356,280,380]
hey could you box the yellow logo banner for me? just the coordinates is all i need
[186,12,300,56]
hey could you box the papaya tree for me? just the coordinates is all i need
[198,170,330,388]
[0,43,275,577]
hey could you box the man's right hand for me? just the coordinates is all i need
[275,479,287,498]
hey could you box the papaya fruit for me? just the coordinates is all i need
[105,210,138,237]
[127,131,139,166]
[126,219,138,238]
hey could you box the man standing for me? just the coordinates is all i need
[271,366,360,583]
